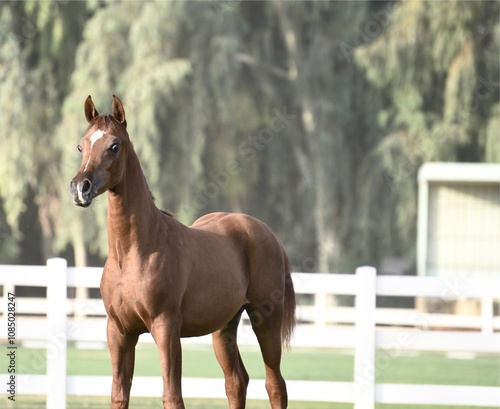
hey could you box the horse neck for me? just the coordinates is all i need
[106,144,159,257]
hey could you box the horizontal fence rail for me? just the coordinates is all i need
[0,259,499,409]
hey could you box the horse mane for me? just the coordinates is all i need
[142,169,174,218]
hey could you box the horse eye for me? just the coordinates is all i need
[110,143,120,154]
[77,145,82,153]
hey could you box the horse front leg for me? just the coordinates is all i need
[107,319,139,409]
[151,314,185,409]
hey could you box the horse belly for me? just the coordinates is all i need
[180,272,247,337]
[180,307,244,338]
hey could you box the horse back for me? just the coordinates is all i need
[190,212,288,294]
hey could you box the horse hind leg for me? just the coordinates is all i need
[247,303,288,409]
[212,308,249,409]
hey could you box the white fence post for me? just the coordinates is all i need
[314,292,328,327]
[481,296,494,334]
[46,258,67,409]
[353,266,376,409]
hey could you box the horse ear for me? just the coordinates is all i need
[112,95,126,127]
[84,95,99,123]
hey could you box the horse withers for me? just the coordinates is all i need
[70,95,296,409]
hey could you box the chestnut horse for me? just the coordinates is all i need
[70,95,296,409]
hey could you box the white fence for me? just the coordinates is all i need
[0,259,499,408]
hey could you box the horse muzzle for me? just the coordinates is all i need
[70,177,97,207]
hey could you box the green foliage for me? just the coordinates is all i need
[0,1,497,269]
[355,0,499,263]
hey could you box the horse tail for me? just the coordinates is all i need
[281,249,296,349]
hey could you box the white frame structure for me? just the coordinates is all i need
[417,162,500,278]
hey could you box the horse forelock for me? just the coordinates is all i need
[87,114,128,139]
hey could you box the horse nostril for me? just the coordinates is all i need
[82,179,92,195]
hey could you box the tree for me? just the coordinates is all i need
[0,1,87,263]
[355,0,499,263]
[0,0,497,274]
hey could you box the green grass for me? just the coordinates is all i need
[2,396,341,409]
[3,344,353,381]
[6,344,498,386]
[1,344,499,409]
[376,352,499,386]
[3,396,500,409]
[3,397,500,409]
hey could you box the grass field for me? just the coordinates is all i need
[1,343,499,409]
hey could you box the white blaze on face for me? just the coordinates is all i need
[83,129,105,172]
[90,129,105,148]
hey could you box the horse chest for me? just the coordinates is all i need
[101,268,155,333]
[106,292,148,333]
[101,257,184,332]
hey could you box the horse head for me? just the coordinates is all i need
[70,95,129,207]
